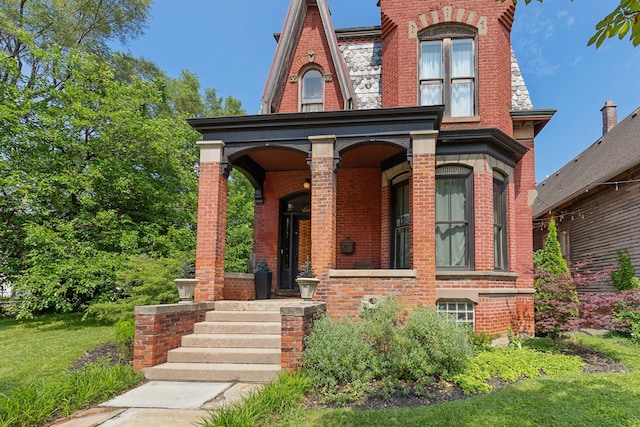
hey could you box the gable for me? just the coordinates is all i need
[261,0,354,114]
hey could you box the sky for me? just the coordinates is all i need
[113,0,640,184]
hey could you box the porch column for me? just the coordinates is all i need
[410,130,439,306]
[309,135,337,279]
[195,141,228,302]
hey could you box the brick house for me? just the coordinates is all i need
[188,0,554,335]
[533,102,640,293]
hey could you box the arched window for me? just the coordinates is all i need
[436,165,473,268]
[301,69,323,112]
[420,25,477,117]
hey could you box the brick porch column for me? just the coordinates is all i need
[309,135,337,279]
[195,141,228,302]
[410,130,439,306]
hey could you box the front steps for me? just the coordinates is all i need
[143,300,297,383]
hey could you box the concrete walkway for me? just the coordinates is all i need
[52,381,262,427]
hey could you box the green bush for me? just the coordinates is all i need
[115,319,135,359]
[302,316,381,388]
[611,249,640,291]
[303,299,475,391]
[396,306,475,379]
[84,254,184,323]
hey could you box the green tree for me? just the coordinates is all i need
[0,0,152,88]
[225,171,255,273]
[508,0,640,47]
[536,218,570,277]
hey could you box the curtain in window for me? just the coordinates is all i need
[452,82,472,117]
[421,83,442,106]
[452,40,473,77]
[436,177,467,266]
[421,41,442,79]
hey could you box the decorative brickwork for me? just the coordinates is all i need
[133,303,215,370]
[281,302,326,370]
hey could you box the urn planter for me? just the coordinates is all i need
[295,277,320,301]
[174,278,199,303]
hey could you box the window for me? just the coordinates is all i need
[437,301,475,327]
[420,26,476,117]
[493,172,508,270]
[391,180,410,269]
[301,69,323,112]
[436,166,473,268]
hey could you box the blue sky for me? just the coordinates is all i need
[115,0,640,183]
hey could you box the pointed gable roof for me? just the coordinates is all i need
[260,0,355,114]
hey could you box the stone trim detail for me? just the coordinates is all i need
[409,7,489,39]
[436,287,534,303]
[197,140,225,163]
[328,269,417,278]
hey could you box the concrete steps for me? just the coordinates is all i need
[143,299,298,384]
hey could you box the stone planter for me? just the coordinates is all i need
[295,277,320,301]
[174,278,199,303]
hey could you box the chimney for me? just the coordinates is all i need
[601,100,618,136]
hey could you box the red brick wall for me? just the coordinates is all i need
[311,155,337,276]
[474,162,494,271]
[379,1,515,135]
[223,273,256,301]
[195,162,227,302]
[281,303,326,370]
[411,153,436,306]
[278,6,344,113]
[474,295,534,335]
[133,304,213,370]
[336,168,382,269]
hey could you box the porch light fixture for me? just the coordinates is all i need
[303,178,311,189]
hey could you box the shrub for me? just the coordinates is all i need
[611,249,640,291]
[302,316,381,388]
[303,299,475,392]
[115,319,135,359]
[393,306,474,379]
[577,289,640,342]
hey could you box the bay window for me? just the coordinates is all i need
[436,166,473,268]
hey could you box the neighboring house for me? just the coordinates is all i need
[188,0,554,335]
[533,102,640,292]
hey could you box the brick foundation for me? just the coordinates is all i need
[133,303,215,370]
[281,302,326,370]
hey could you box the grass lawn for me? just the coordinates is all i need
[0,313,116,395]
[283,334,640,427]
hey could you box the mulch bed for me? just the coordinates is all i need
[69,342,132,371]
[303,342,628,411]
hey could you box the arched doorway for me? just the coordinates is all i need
[279,192,311,290]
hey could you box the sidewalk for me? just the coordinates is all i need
[52,381,262,427]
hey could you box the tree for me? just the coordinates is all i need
[225,171,255,273]
[0,0,152,88]
[536,218,570,277]
[534,218,576,337]
[509,0,640,47]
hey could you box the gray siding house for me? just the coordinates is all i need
[533,102,640,292]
